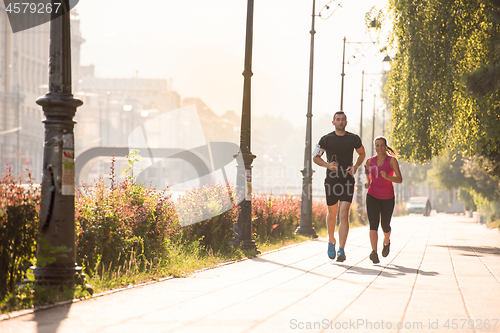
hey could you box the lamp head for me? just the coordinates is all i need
[369,19,379,41]
[382,55,392,72]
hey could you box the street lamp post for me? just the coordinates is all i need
[296,0,318,238]
[340,36,346,110]
[357,61,392,208]
[371,93,376,157]
[33,0,84,287]
[356,70,365,208]
[382,55,392,137]
[339,37,378,113]
[230,0,258,251]
[338,36,376,217]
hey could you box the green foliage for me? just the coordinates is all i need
[35,237,71,267]
[1,155,334,314]
[0,169,39,300]
[251,193,300,243]
[386,0,500,176]
[75,156,180,276]
[427,152,500,215]
[122,149,143,181]
[365,6,384,33]
[178,183,239,253]
[312,200,328,231]
[457,187,476,212]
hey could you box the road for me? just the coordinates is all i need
[1,213,500,333]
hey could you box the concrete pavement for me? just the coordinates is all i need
[1,213,500,332]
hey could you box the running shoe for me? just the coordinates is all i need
[336,248,346,262]
[370,250,380,264]
[327,242,336,259]
[382,241,390,257]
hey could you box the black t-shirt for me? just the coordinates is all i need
[318,131,362,181]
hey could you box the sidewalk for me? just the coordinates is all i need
[1,213,500,333]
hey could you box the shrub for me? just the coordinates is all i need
[75,156,180,275]
[178,183,239,253]
[251,193,301,243]
[311,200,366,229]
[312,200,328,231]
[394,202,408,216]
[0,169,39,300]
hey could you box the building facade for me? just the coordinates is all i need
[0,3,52,182]
[0,6,86,183]
[0,6,240,188]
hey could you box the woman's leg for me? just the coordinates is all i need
[366,194,381,252]
[380,197,395,256]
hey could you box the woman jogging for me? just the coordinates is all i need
[364,137,402,264]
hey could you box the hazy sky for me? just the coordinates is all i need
[76,0,391,129]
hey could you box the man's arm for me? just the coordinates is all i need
[313,155,328,168]
[313,145,338,171]
[347,145,366,175]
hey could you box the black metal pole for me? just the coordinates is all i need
[340,36,346,111]
[16,83,20,176]
[296,0,318,238]
[335,36,347,225]
[230,0,258,251]
[33,0,83,286]
[356,70,365,209]
[382,109,385,137]
[371,93,376,157]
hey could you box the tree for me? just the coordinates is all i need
[428,151,500,216]
[386,0,500,179]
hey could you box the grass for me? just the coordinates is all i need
[85,223,360,297]
[2,220,363,315]
[87,232,325,294]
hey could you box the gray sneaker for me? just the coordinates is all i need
[382,241,390,257]
[370,250,380,264]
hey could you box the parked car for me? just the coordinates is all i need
[406,197,431,216]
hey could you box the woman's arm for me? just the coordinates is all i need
[364,158,371,189]
[381,157,403,183]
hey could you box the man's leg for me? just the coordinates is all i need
[326,203,338,244]
[338,201,351,249]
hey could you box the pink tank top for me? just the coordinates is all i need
[367,155,395,199]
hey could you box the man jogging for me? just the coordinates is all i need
[313,111,365,262]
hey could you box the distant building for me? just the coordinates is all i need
[181,97,239,145]
[0,7,240,186]
[0,3,52,181]
[75,75,181,155]
[0,7,87,182]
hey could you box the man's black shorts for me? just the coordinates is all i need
[324,178,355,206]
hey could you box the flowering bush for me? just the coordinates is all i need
[178,183,239,253]
[312,200,328,231]
[251,193,301,242]
[75,156,180,275]
[0,169,39,299]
